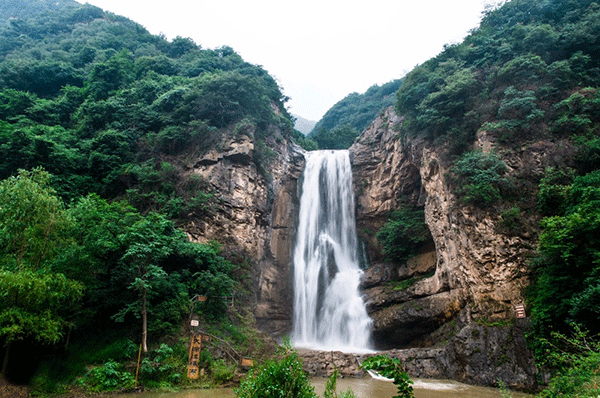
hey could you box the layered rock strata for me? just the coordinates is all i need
[348,107,557,389]
[184,127,304,336]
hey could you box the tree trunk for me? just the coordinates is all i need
[141,286,147,353]
[2,344,10,377]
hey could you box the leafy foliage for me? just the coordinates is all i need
[0,168,73,270]
[77,360,135,393]
[528,170,600,343]
[0,270,83,345]
[0,1,285,380]
[376,206,431,264]
[537,326,600,397]
[0,168,83,349]
[323,368,356,398]
[0,170,238,379]
[308,125,359,150]
[360,355,414,398]
[0,0,295,211]
[450,151,511,206]
[309,80,402,149]
[394,0,600,151]
[235,342,315,398]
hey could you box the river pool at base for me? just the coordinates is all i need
[115,377,530,398]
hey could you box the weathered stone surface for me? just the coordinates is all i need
[299,319,537,390]
[349,107,533,341]
[368,290,464,349]
[184,127,304,337]
[347,107,559,389]
[400,250,436,279]
[443,319,537,390]
[298,349,366,378]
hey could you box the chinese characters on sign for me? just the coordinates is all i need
[187,334,202,379]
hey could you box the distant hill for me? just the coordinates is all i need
[293,114,316,135]
[0,0,296,200]
[0,0,78,20]
[308,79,402,149]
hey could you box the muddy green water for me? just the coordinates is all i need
[115,378,530,398]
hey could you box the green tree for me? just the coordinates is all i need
[235,342,315,398]
[0,168,83,376]
[376,207,431,264]
[0,168,73,270]
[0,270,83,376]
[529,170,600,342]
[451,151,510,206]
[309,125,359,150]
[109,212,176,353]
[360,355,414,398]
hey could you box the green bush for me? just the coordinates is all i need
[323,368,356,398]
[87,338,138,364]
[360,355,414,398]
[235,342,315,398]
[529,170,600,347]
[78,360,135,393]
[498,206,522,234]
[537,326,600,398]
[140,343,178,382]
[451,150,510,206]
[210,358,237,385]
[376,207,431,264]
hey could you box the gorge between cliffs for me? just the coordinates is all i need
[185,106,550,391]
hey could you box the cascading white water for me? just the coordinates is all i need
[292,150,372,352]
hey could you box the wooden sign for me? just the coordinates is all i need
[241,358,254,368]
[187,335,202,379]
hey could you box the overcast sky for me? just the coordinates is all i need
[76,0,500,121]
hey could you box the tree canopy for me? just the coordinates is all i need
[308,80,402,149]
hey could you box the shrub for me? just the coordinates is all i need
[140,343,177,382]
[235,342,315,398]
[360,355,414,398]
[78,360,135,393]
[376,207,431,264]
[451,150,510,206]
[537,326,600,398]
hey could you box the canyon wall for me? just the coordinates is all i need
[348,107,559,389]
[178,107,574,389]
[183,126,304,336]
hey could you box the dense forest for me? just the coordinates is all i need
[392,0,600,339]
[386,0,600,395]
[308,79,402,149]
[1,0,600,396]
[0,0,301,392]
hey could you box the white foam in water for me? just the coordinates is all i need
[412,379,465,391]
[292,150,373,353]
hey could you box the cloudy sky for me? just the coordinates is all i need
[76,0,500,121]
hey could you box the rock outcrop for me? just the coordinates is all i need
[180,106,568,390]
[184,126,304,336]
[347,106,567,389]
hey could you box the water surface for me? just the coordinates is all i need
[115,377,530,398]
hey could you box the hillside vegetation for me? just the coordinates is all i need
[1,0,600,396]
[374,0,600,395]
[0,0,296,392]
[308,79,402,149]
[393,0,600,337]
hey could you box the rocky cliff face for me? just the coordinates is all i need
[348,106,570,389]
[183,126,305,336]
[180,106,569,389]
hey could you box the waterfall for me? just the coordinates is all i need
[292,150,372,352]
